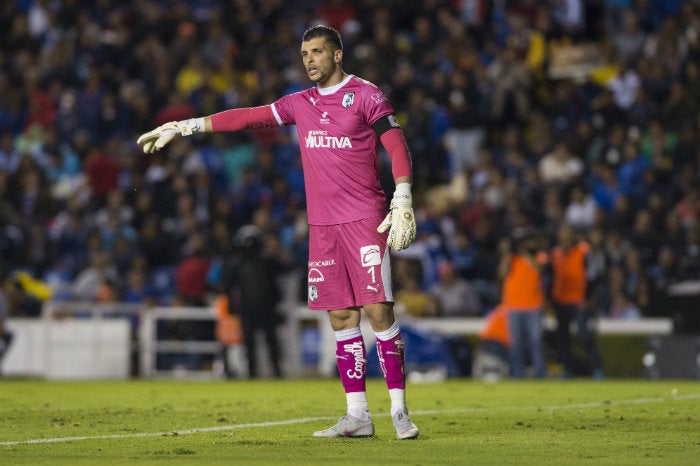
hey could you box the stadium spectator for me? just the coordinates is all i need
[606,62,642,112]
[4,276,42,318]
[676,224,700,279]
[609,290,643,319]
[488,42,532,126]
[584,227,609,317]
[429,260,482,317]
[84,145,120,209]
[71,249,120,302]
[604,0,633,38]
[173,231,211,307]
[136,25,420,440]
[674,186,700,230]
[617,140,650,204]
[498,228,547,379]
[538,142,584,185]
[395,267,439,319]
[550,223,604,379]
[592,164,624,213]
[629,209,660,266]
[611,10,647,62]
[122,258,161,306]
[646,245,681,316]
[442,70,487,176]
[472,304,510,381]
[564,184,599,231]
[221,225,287,379]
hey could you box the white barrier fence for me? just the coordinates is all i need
[0,300,674,380]
[3,318,131,379]
[139,306,222,379]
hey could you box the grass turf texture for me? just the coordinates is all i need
[0,378,698,465]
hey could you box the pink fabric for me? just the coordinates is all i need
[210,105,278,132]
[376,333,405,390]
[336,335,367,394]
[271,75,394,225]
[380,128,412,180]
[306,216,393,310]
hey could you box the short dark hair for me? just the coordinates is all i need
[302,25,343,51]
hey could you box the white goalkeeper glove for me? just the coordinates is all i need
[136,118,206,154]
[377,183,416,251]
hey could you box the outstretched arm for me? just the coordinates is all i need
[136,105,279,154]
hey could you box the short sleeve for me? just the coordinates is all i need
[271,93,296,126]
[361,86,394,126]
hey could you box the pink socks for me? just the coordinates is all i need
[335,327,367,394]
[375,322,405,390]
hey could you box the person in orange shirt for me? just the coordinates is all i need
[550,223,603,379]
[472,303,511,381]
[497,227,547,379]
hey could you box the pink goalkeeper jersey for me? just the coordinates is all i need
[271,75,393,225]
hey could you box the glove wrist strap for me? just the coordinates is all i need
[394,182,411,197]
[179,117,206,136]
[394,182,412,206]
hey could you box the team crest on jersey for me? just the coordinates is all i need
[308,285,318,302]
[342,92,355,108]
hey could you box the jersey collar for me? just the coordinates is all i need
[317,74,353,96]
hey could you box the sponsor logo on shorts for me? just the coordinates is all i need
[308,259,336,267]
[308,285,318,302]
[308,268,325,283]
[360,245,381,267]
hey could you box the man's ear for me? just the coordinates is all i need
[335,49,342,63]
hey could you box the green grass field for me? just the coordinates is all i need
[1,378,698,465]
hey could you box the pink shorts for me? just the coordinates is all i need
[307,216,393,310]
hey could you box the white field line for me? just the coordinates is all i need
[1,393,698,447]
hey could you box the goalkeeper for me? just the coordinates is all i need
[137,25,418,439]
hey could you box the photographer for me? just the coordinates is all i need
[551,223,604,379]
[221,225,287,378]
[497,227,548,379]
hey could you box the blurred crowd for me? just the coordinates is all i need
[0,0,698,321]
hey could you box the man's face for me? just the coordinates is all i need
[300,37,340,86]
[521,237,537,254]
[558,226,574,247]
